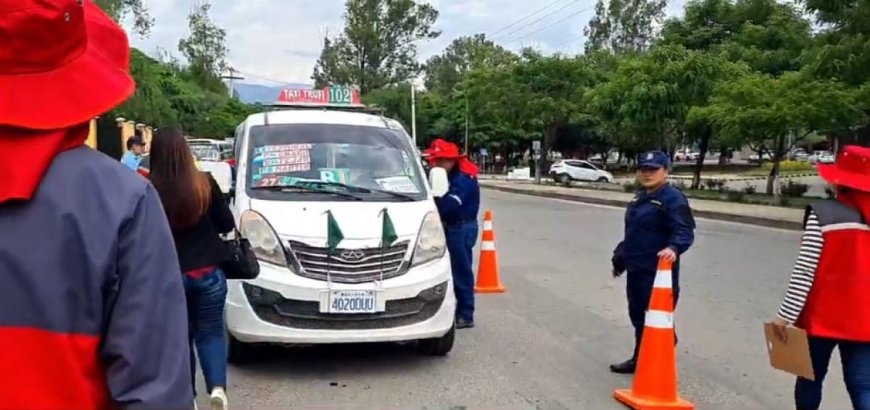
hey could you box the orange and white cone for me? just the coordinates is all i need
[475,210,505,293]
[613,258,694,410]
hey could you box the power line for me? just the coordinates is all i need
[491,0,587,42]
[502,3,597,45]
[487,0,571,38]
[233,70,289,85]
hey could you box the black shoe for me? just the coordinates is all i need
[456,318,475,329]
[609,358,637,374]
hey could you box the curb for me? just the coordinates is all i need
[481,184,804,231]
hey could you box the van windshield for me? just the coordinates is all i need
[246,123,427,202]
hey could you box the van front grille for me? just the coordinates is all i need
[286,240,410,284]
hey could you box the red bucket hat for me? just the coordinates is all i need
[425,139,466,160]
[818,146,870,193]
[0,0,135,130]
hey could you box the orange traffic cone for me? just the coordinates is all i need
[475,210,505,293]
[614,258,694,410]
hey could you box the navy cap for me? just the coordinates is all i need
[637,151,670,170]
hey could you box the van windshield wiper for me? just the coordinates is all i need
[305,181,417,202]
[251,184,363,200]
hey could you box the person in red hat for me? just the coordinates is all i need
[425,139,481,329]
[0,1,192,408]
[772,145,870,410]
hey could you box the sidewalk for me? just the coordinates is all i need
[480,180,806,230]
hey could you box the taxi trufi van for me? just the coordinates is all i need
[226,87,455,361]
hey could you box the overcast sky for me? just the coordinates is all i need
[129,0,686,86]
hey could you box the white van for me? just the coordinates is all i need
[226,105,456,361]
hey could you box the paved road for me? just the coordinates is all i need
[200,189,852,409]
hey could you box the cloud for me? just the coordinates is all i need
[129,0,684,85]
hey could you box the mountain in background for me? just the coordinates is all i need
[234,82,312,105]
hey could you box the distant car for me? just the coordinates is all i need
[674,151,700,162]
[788,149,810,161]
[748,152,772,163]
[810,150,835,164]
[549,160,614,184]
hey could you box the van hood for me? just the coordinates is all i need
[249,199,435,245]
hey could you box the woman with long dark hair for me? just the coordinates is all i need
[149,128,235,410]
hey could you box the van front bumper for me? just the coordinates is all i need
[226,255,455,344]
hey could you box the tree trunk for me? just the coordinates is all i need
[691,127,712,190]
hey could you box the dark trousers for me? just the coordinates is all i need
[183,268,228,396]
[626,268,680,359]
[445,221,478,322]
[795,336,870,410]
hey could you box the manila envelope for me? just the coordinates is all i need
[764,322,815,381]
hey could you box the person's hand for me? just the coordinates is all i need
[612,268,625,278]
[658,247,677,262]
[771,318,790,343]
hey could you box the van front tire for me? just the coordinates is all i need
[418,325,455,356]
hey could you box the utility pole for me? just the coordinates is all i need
[221,67,244,99]
[411,83,417,146]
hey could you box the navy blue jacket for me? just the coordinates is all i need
[435,169,480,226]
[0,147,192,408]
[617,184,695,273]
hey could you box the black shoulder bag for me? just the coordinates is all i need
[221,229,260,280]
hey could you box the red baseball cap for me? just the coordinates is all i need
[818,146,870,193]
[0,0,135,130]
[424,139,465,160]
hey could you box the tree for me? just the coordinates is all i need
[588,45,744,186]
[505,52,596,182]
[800,0,870,146]
[178,3,229,94]
[312,0,440,94]
[584,0,668,54]
[94,0,153,36]
[697,72,861,198]
[661,0,812,76]
[424,34,516,96]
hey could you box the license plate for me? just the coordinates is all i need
[324,290,378,314]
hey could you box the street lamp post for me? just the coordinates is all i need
[411,83,417,146]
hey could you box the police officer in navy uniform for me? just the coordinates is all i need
[426,139,481,329]
[610,151,696,374]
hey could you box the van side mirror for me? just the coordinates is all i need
[429,167,449,197]
[199,161,234,195]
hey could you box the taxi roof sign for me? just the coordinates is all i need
[275,86,364,108]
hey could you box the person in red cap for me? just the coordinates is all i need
[0,1,192,408]
[425,139,481,329]
[772,145,870,410]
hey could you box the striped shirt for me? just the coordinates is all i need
[777,211,824,324]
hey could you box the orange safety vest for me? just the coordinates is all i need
[797,201,870,341]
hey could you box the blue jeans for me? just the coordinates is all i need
[183,268,228,396]
[445,221,478,322]
[795,336,870,410]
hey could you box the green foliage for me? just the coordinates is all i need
[424,34,516,96]
[762,160,814,172]
[312,0,440,94]
[113,49,257,139]
[94,0,153,37]
[781,180,809,198]
[178,3,229,94]
[585,0,668,54]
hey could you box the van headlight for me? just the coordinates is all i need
[411,212,447,267]
[239,210,288,268]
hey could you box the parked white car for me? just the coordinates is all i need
[810,150,835,164]
[674,151,700,162]
[549,160,614,184]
